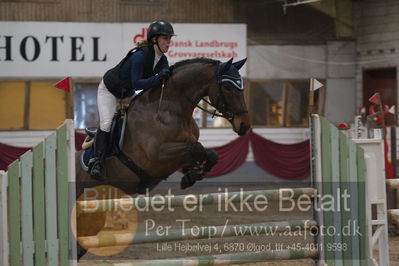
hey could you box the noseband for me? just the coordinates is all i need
[196,63,248,121]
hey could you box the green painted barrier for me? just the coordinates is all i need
[2,120,75,266]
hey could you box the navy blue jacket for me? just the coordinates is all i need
[106,46,168,98]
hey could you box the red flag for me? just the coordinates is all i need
[368,93,381,105]
[54,77,71,92]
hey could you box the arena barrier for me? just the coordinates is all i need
[0,115,391,265]
[76,187,316,213]
[74,115,374,265]
[97,249,319,266]
[0,120,76,266]
[78,219,318,248]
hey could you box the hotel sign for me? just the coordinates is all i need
[0,22,247,78]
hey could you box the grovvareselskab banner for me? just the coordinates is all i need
[0,22,247,78]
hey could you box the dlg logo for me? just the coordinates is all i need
[133,28,147,44]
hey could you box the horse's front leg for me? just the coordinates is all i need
[158,141,219,189]
[181,142,219,189]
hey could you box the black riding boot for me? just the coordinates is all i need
[90,129,109,181]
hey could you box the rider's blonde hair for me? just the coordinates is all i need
[136,39,150,47]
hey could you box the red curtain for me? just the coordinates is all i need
[0,143,31,171]
[205,132,250,177]
[250,131,310,180]
[75,132,86,151]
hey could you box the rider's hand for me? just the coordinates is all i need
[158,68,170,82]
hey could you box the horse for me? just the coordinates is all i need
[74,57,251,259]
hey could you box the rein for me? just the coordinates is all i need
[156,83,166,118]
[196,98,225,118]
[196,96,248,120]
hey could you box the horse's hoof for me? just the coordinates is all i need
[180,176,195,189]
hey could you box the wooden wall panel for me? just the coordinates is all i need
[0,0,236,23]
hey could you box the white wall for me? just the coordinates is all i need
[325,41,357,124]
[198,127,309,147]
[0,131,53,147]
[248,45,326,79]
[199,127,310,161]
[248,42,356,124]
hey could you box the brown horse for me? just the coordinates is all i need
[75,57,250,258]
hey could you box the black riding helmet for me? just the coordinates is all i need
[147,20,175,43]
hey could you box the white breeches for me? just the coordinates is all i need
[97,80,136,132]
[97,80,117,132]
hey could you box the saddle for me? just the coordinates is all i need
[80,106,128,170]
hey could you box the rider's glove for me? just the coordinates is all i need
[158,68,170,83]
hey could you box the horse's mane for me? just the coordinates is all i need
[170,57,219,74]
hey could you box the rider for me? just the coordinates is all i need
[90,20,175,180]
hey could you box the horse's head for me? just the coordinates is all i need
[208,58,251,136]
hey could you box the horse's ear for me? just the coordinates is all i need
[221,58,234,73]
[232,58,247,70]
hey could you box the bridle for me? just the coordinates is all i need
[196,63,248,121]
